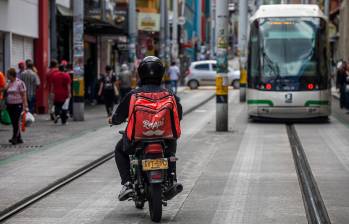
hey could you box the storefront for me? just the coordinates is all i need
[11,34,34,68]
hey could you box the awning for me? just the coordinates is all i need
[57,5,73,17]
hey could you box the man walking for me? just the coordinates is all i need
[17,61,26,80]
[20,60,40,113]
[98,65,117,116]
[50,62,71,124]
[117,64,132,100]
[168,61,180,94]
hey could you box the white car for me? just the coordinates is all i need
[184,60,240,89]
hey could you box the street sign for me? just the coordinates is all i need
[178,16,186,25]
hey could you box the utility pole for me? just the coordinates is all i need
[172,0,178,61]
[215,0,229,132]
[72,0,85,121]
[238,0,248,102]
[324,0,330,17]
[128,0,137,70]
[196,0,202,56]
[165,0,171,64]
[210,0,216,59]
[50,0,57,60]
[160,0,166,61]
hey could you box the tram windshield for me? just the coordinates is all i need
[248,17,329,90]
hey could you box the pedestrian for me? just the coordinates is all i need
[20,60,40,113]
[47,59,60,120]
[0,71,5,101]
[117,64,132,100]
[17,61,26,80]
[98,65,117,116]
[50,62,71,125]
[5,68,28,145]
[337,61,348,109]
[168,61,180,94]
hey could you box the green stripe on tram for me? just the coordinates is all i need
[304,100,329,107]
[247,99,274,106]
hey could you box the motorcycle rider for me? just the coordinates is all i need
[109,56,183,201]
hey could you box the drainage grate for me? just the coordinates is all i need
[0,145,43,149]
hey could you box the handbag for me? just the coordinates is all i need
[1,109,11,125]
[62,98,70,110]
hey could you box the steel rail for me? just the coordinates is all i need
[0,93,215,222]
[287,124,331,224]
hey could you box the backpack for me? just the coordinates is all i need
[126,90,181,141]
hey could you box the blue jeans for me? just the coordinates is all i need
[171,80,178,94]
[28,96,36,113]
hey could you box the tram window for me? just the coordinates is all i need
[194,64,210,70]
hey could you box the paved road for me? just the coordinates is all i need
[3,90,349,224]
[0,89,214,214]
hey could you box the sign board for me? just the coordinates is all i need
[178,16,186,25]
[138,13,160,32]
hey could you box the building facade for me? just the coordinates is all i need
[0,0,39,72]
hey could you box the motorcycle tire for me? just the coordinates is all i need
[148,183,162,222]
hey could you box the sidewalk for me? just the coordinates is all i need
[0,88,190,161]
[0,104,109,160]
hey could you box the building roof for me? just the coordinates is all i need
[250,4,327,22]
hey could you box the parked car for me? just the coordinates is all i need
[184,60,240,89]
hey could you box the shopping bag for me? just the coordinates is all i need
[0,109,11,125]
[62,98,70,110]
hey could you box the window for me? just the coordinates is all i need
[194,63,209,70]
[212,63,217,71]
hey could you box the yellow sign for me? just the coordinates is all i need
[137,13,160,32]
[240,69,247,84]
[73,77,85,97]
[216,75,228,95]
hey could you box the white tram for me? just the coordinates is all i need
[247,5,331,119]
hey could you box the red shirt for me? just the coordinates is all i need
[51,71,71,102]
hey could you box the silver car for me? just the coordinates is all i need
[184,60,240,89]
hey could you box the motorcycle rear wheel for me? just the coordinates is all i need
[148,183,162,222]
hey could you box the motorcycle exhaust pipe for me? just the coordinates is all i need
[164,183,183,200]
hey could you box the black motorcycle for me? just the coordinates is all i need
[120,131,183,222]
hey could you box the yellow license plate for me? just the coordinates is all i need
[142,158,168,171]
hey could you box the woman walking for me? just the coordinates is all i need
[5,68,28,145]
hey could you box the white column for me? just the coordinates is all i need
[4,32,12,72]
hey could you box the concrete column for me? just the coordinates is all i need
[210,0,216,59]
[239,0,248,102]
[215,0,229,131]
[128,0,137,68]
[324,0,330,17]
[160,0,166,60]
[4,32,12,72]
[72,0,85,121]
[172,0,179,60]
[35,0,49,113]
[50,0,57,60]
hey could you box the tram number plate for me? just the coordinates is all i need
[142,159,168,171]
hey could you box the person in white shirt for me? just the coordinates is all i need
[168,62,180,94]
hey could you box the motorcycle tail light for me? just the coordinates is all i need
[145,144,163,154]
[150,171,162,180]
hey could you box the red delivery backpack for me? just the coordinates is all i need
[126,90,181,141]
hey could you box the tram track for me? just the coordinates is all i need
[287,124,331,224]
[0,93,215,223]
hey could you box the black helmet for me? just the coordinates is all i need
[137,56,165,85]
